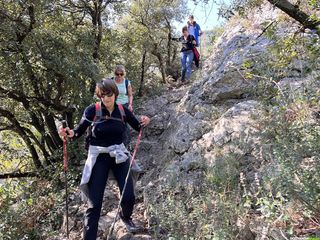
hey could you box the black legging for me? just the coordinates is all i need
[83,153,135,240]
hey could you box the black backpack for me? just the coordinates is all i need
[85,102,126,150]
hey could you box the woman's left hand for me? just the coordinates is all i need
[140,115,150,127]
[192,40,197,45]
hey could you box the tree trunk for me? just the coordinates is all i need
[167,32,172,67]
[0,172,38,179]
[21,133,42,169]
[172,47,177,64]
[165,17,174,69]
[91,0,103,60]
[158,54,167,84]
[44,113,63,149]
[138,50,147,97]
[152,50,166,84]
[268,0,320,35]
[30,112,57,154]
[151,43,167,84]
[0,108,43,169]
[23,126,51,164]
[89,0,104,93]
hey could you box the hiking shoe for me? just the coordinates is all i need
[175,82,183,88]
[182,80,189,85]
[120,215,141,233]
[180,80,187,85]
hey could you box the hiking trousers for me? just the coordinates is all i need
[83,153,135,240]
[181,50,194,82]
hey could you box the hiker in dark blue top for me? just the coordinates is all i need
[71,102,138,147]
[59,79,150,240]
[172,26,197,84]
[187,15,202,47]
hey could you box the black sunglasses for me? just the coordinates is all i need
[115,72,124,76]
[100,91,113,98]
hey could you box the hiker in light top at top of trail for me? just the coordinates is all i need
[112,65,134,147]
[113,65,133,112]
[172,26,197,84]
[58,79,150,240]
[187,15,202,47]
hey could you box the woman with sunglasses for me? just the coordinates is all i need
[113,65,133,112]
[113,65,134,147]
[58,79,150,239]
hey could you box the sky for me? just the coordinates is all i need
[176,0,231,31]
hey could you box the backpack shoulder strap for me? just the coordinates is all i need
[90,102,101,138]
[125,79,129,96]
[94,102,102,122]
[117,104,126,123]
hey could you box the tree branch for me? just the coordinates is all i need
[268,0,320,35]
[0,108,42,169]
[0,171,38,179]
[256,21,277,39]
[0,126,13,132]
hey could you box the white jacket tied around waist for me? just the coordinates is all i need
[80,144,130,201]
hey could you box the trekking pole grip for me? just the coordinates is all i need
[62,120,71,136]
[62,120,67,129]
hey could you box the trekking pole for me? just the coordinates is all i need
[107,128,143,239]
[199,35,202,69]
[62,120,69,239]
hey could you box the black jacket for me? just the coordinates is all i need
[172,35,196,52]
[73,103,141,147]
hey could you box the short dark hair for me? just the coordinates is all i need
[95,78,119,99]
[182,26,188,33]
[189,15,194,19]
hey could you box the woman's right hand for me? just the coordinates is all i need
[58,126,75,138]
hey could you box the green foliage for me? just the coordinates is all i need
[0,1,102,171]
[308,0,320,8]
[0,131,31,173]
[0,179,57,239]
[147,174,218,239]
[252,23,320,100]
[206,152,244,238]
[200,26,225,59]
[0,0,189,173]
[112,0,188,86]
[147,153,243,239]
[0,161,81,239]
[217,0,263,19]
[238,82,320,237]
[242,21,320,237]
[263,92,320,211]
